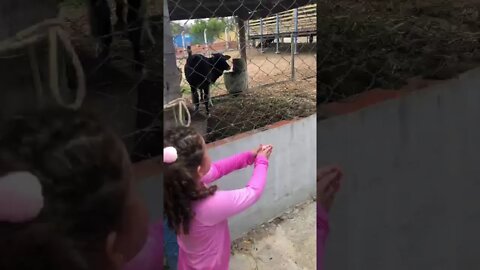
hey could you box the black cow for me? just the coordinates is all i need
[88,0,145,71]
[184,46,231,116]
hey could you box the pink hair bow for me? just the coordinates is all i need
[0,172,44,223]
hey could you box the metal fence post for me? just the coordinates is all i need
[225,26,229,50]
[181,31,186,57]
[260,17,264,53]
[291,33,295,80]
[275,14,280,54]
[203,28,208,56]
[294,8,298,55]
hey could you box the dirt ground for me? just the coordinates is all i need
[230,199,317,270]
[317,0,480,104]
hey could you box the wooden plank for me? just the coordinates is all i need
[248,3,316,24]
[248,20,316,35]
[250,17,317,25]
[249,11,317,24]
[249,20,316,31]
[249,16,316,26]
[249,16,317,27]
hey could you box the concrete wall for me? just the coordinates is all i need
[208,114,317,239]
[318,67,480,270]
[139,177,163,222]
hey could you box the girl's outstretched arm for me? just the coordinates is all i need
[196,156,269,225]
[123,220,163,270]
[317,205,329,270]
[201,151,256,184]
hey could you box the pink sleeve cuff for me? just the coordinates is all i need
[254,156,269,166]
[318,204,329,223]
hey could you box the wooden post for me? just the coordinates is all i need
[224,58,248,95]
[163,0,183,131]
[246,20,249,49]
[237,17,247,63]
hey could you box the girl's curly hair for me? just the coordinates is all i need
[164,126,216,235]
[0,107,129,270]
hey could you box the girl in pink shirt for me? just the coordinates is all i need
[0,108,149,270]
[317,166,343,270]
[163,126,273,270]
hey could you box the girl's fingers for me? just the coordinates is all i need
[318,166,343,212]
[317,166,338,180]
[322,184,340,212]
[264,146,273,155]
[332,175,341,192]
[324,183,337,199]
[317,170,339,191]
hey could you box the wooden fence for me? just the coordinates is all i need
[247,3,316,38]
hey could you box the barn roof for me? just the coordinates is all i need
[168,0,315,21]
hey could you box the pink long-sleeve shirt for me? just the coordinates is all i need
[123,220,164,270]
[317,204,329,270]
[123,152,268,270]
[177,151,269,270]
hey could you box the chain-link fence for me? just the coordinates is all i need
[166,0,317,143]
[55,0,163,161]
[317,0,480,119]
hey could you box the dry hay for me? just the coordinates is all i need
[317,0,480,104]
[205,78,316,142]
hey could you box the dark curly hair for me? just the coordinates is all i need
[0,107,129,270]
[164,126,217,235]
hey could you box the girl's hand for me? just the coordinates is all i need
[257,145,273,159]
[251,144,263,157]
[317,166,343,213]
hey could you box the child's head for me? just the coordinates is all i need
[164,126,214,234]
[0,108,148,270]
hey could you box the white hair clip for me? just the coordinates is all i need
[163,146,178,164]
[0,172,44,223]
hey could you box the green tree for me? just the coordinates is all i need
[190,18,227,44]
[223,17,236,30]
[170,22,184,36]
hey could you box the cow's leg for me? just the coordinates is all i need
[126,0,144,71]
[88,0,112,61]
[203,86,211,116]
[114,0,127,32]
[191,86,200,112]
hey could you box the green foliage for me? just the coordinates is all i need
[170,22,184,36]
[190,18,227,44]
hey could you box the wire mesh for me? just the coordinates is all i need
[56,0,163,161]
[166,0,317,143]
[317,0,480,120]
